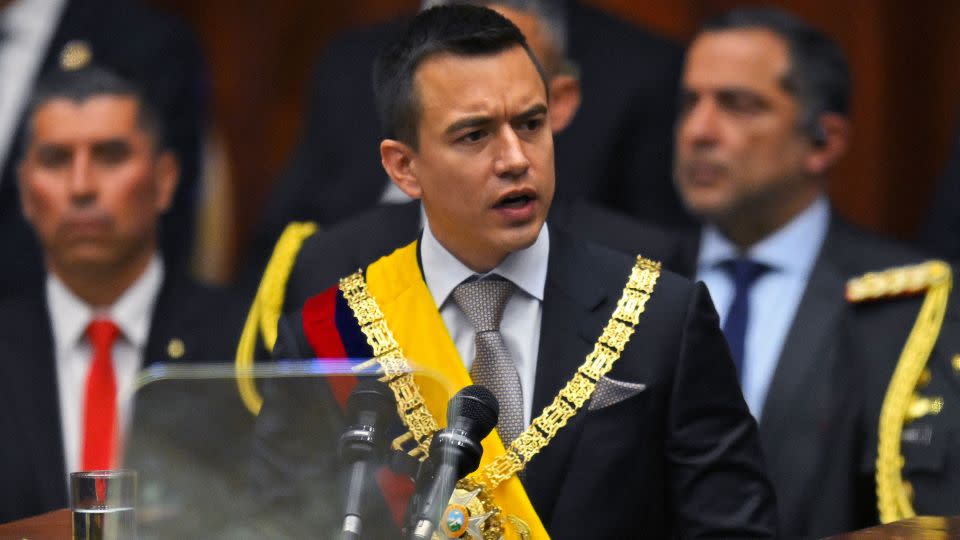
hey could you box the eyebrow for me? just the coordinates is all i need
[444,103,548,136]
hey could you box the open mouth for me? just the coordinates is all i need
[494,193,534,209]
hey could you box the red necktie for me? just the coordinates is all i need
[81,319,121,471]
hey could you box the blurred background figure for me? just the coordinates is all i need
[240,0,690,282]
[0,0,208,299]
[920,120,960,261]
[0,66,234,523]
[669,8,922,538]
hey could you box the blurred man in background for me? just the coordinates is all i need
[0,0,208,299]
[0,67,231,523]
[671,8,923,537]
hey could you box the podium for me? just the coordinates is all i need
[3,510,959,539]
[1,361,957,538]
[119,361,454,538]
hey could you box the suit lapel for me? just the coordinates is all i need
[525,227,610,520]
[2,296,68,506]
[759,249,845,442]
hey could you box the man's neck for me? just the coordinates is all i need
[48,251,155,308]
[717,190,822,251]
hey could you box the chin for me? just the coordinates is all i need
[501,222,543,252]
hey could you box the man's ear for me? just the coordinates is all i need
[155,150,180,213]
[548,73,581,133]
[380,139,422,199]
[804,113,850,176]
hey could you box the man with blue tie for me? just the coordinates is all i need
[672,8,924,538]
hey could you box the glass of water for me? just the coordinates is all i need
[70,470,137,540]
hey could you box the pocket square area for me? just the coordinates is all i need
[588,376,647,411]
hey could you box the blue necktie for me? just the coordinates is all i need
[720,259,770,383]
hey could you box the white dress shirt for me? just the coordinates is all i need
[47,255,164,478]
[0,0,66,181]
[420,221,549,427]
[696,196,830,419]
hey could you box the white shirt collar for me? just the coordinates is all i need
[697,195,830,276]
[46,255,165,350]
[420,220,549,309]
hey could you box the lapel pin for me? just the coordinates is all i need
[166,338,185,360]
[60,40,92,70]
[952,354,960,373]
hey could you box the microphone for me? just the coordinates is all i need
[407,385,499,540]
[339,378,397,540]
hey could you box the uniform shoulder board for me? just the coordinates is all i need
[845,260,952,303]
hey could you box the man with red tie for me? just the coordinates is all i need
[0,66,234,522]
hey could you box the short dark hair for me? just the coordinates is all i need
[373,4,549,147]
[22,65,167,151]
[701,7,851,135]
[422,0,569,74]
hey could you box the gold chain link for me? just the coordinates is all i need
[340,272,439,457]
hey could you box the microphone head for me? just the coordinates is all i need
[446,385,499,440]
[346,377,396,419]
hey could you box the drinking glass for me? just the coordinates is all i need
[70,470,137,540]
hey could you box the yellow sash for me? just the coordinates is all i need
[366,241,549,539]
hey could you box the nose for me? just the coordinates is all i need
[67,150,96,205]
[678,98,720,149]
[493,126,530,180]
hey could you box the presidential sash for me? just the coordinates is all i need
[336,240,660,539]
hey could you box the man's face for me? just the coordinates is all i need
[19,95,177,276]
[674,29,816,226]
[389,45,554,271]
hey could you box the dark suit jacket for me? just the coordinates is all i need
[259,226,778,538]
[0,0,208,299]
[663,215,925,538]
[920,118,960,261]
[241,0,691,281]
[0,276,237,523]
[283,198,680,317]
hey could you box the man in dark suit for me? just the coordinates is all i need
[242,0,690,280]
[670,9,925,538]
[0,0,207,299]
[256,6,777,538]
[0,67,231,523]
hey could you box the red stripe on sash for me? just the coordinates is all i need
[301,286,412,523]
[302,286,356,406]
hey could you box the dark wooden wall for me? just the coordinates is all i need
[151,0,960,275]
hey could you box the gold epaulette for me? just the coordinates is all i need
[846,260,952,303]
[861,260,953,523]
[234,221,318,415]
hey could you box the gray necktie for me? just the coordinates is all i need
[452,276,524,445]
